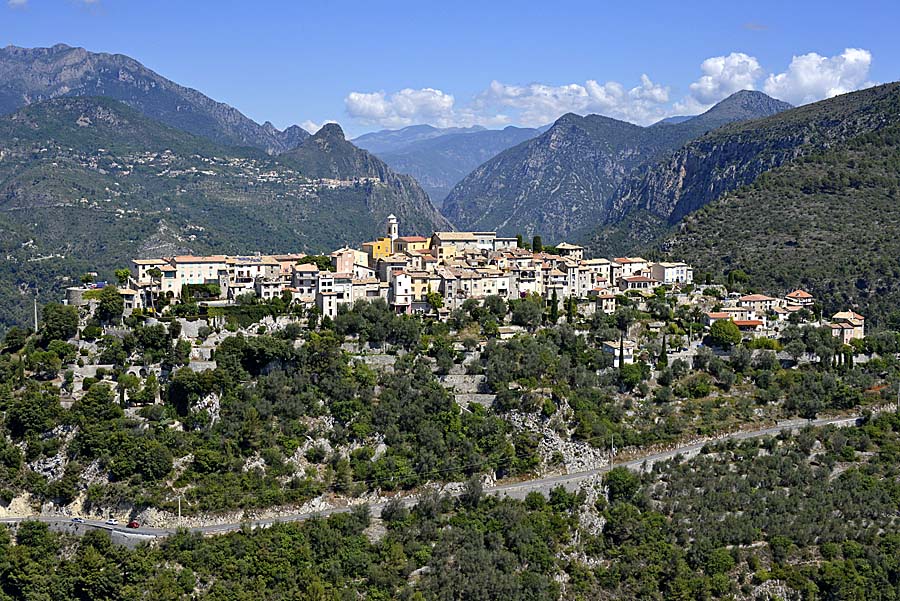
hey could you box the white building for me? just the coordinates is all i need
[649,262,693,285]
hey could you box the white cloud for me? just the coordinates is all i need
[764,48,873,105]
[479,74,670,126]
[7,0,28,7]
[345,74,671,130]
[344,48,875,131]
[683,52,764,110]
[345,88,457,128]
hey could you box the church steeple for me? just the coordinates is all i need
[387,214,399,247]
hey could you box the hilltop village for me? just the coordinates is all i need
[68,215,864,351]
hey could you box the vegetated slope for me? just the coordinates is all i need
[441,91,790,241]
[660,122,900,319]
[0,44,308,153]
[606,83,900,224]
[0,98,448,329]
[280,124,452,232]
[374,126,543,207]
[5,416,900,600]
[583,82,900,257]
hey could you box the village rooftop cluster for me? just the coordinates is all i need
[101,216,690,318]
[69,215,864,350]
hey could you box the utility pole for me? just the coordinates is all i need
[33,290,38,332]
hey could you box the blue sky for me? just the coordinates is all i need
[2,0,896,136]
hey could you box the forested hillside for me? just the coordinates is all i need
[660,122,900,321]
[0,98,446,330]
[4,414,900,599]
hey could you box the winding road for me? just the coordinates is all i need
[0,414,864,541]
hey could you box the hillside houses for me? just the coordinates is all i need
[702,289,867,342]
[107,216,860,341]
[113,216,697,319]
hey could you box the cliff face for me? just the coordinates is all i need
[281,123,453,234]
[441,91,792,242]
[605,83,900,226]
[0,44,308,153]
[441,114,655,241]
[607,132,806,224]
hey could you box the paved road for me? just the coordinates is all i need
[0,414,863,541]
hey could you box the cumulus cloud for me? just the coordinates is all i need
[343,48,875,131]
[689,53,763,104]
[7,0,28,7]
[345,74,671,130]
[764,48,873,105]
[345,88,457,128]
[479,74,671,126]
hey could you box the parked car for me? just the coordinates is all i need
[71,517,85,523]
[126,520,140,529]
[105,519,118,526]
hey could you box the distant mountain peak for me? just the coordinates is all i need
[315,122,346,141]
[700,90,793,120]
[0,43,308,154]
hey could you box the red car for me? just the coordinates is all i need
[126,520,140,529]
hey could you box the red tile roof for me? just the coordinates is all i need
[734,320,764,327]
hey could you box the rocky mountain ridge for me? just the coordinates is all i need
[0,44,308,153]
[441,91,791,241]
[0,97,448,329]
[605,84,900,225]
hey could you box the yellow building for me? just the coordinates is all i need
[362,237,393,266]
[395,235,429,254]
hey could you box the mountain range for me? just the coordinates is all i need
[441,90,793,241]
[0,97,446,330]
[584,82,900,254]
[4,42,900,329]
[656,83,900,318]
[0,44,309,154]
[354,124,545,206]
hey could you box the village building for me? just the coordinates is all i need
[555,242,584,262]
[830,311,865,343]
[602,340,636,368]
[617,275,660,292]
[649,261,694,285]
[785,289,815,308]
[738,294,778,313]
[124,215,698,325]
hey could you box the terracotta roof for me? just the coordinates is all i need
[833,310,864,321]
[706,312,731,319]
[294,264,319,272]
[397,235,428,243]
[739,294,776,302]
[734,320,764,327]
[786,289,814,299]
[613,257,647,264]
[556,242,584,250]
